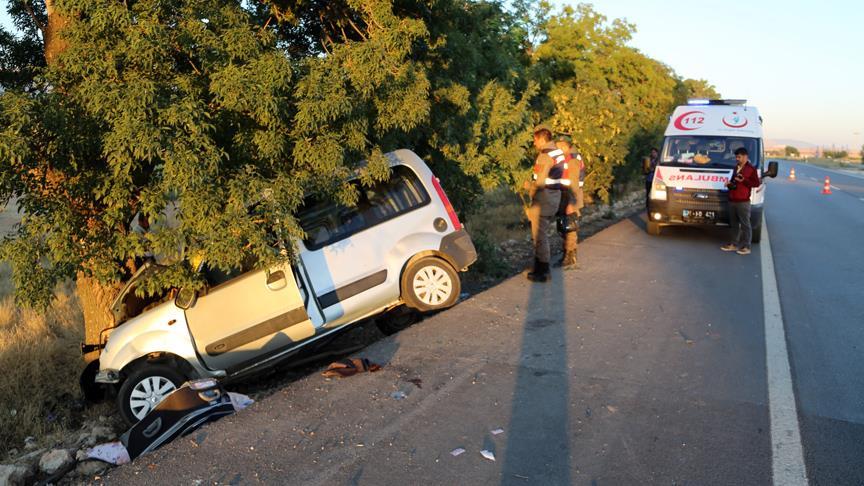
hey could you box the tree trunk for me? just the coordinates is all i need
[76,273,121,364]
[43,1,115,366]
[43,0,69,64]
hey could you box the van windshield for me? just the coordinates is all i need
[661,136,761,169]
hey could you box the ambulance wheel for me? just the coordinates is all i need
[117,363,185,425]
[647,221,661,236]
[751,224,762,244]
[402,256,460,312]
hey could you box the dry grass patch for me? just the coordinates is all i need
[0,264,94,458]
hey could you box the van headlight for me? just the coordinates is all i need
[651,180,667,201]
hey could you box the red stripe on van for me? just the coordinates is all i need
[431,176,462,231]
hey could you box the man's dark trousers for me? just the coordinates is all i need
[729,201,752,248]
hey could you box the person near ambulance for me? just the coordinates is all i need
[643,147,659,208]
[721,147,760,255]
[523,125,562,282]
[553,134,584,269]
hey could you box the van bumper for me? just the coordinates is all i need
[440,229,478,271]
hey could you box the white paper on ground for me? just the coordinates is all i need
[228,392,254,411]
[480,450,496,461]
[450,448,466,457]
[491,428,504,435]
[82,441,131,465]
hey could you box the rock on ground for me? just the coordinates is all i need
[38,449,73,475]
[0,464,33,486]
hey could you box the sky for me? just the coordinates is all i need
[556,0,864,149]
[2,1,862,149]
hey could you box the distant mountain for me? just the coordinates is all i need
[765,139,816,149]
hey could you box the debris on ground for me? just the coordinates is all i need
[390,391,407,400]
[321,358,382,378]
[491,428,504,435]
[79,442,131,466]
[122,379,235,461]
[450,448,465,457]
[480,450,496,461]
[407,378,423,389]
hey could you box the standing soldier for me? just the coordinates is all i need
[643,147,659,208]
[553,134,584,268]
[523,125,563,282]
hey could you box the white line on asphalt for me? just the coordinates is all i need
[808,177,817,181]
[762,218,808,485]
[793,162,864,181]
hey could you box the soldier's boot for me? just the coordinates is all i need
[560,250,578,270]
[553,251,569,268]
[527,261,550,282]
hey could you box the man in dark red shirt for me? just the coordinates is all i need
[721,147,761,255]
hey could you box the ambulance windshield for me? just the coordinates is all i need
[660,136,761,169]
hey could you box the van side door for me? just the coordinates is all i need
[184,263,315,371]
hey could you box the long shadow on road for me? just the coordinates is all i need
[501,268,570,485]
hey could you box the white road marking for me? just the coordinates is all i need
[808,177,817,182]
[794,163,864,181]
[762,218,809,485]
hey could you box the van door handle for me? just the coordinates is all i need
[266,270,287,291]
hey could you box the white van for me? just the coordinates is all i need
[90,149,477,424]
[646,99,778,240]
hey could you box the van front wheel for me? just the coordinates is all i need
[117,363,185,425]
[402,257,460,312]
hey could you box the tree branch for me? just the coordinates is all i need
[23,0,46,36]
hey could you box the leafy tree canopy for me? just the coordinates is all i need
[0,0,717,321]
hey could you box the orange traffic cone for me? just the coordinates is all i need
[822,176,832,195]
[789,168,796,181]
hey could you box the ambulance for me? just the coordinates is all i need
[646,99,778,241]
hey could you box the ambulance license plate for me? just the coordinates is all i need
[683,209,715,221]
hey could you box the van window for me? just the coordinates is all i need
[297,165,430,250]
[202,255,258,288]
[661,136,761,169]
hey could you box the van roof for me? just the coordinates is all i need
[664,102,762,138]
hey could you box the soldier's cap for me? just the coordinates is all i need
[555,134,572,144]
[533,124,553,135]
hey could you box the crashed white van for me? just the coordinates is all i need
[647,99,778,240]
[91,149,477,424]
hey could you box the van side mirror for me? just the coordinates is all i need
[764,161,779,178]
[175,287,198,310]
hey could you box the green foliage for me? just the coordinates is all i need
[823,150,848,159]
[0,0,46,90]
[784,145,800,157]
[1,0,305,304]
[532,4,678,202]
[0,0,719,306]
[676,78,720,103]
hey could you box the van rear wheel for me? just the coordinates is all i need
[402,257,460,312]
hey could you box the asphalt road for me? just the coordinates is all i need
[101,161,863,485]
[767,161,864,486]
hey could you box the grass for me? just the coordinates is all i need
[462,188,529,279]
[0,264,107,458]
